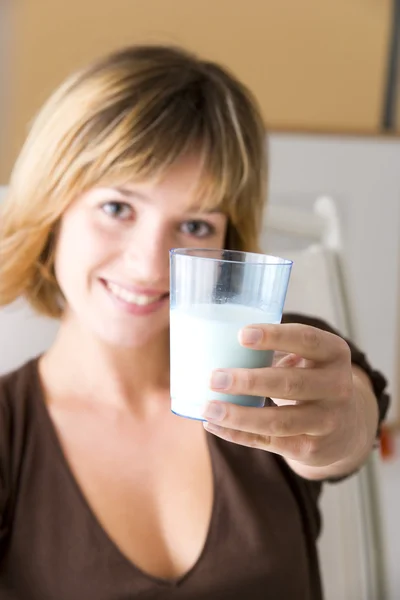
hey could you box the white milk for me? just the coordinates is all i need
[170,303,281,420]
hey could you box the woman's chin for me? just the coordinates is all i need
[95,324,167,350]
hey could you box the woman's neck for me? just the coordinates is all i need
[39,314,171,417]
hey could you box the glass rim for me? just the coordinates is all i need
[169,248,293,267]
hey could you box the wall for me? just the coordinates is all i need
[0,0,11,167]
[0,0,392,180]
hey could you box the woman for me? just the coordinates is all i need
[0,45,389,599]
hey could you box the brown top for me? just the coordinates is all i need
[0,314,389,600]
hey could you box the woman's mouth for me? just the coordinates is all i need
[101,279,169,313]
[106,281,165,305]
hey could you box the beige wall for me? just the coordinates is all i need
[1,0,392,180]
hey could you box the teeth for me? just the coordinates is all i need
[106,281,164,306]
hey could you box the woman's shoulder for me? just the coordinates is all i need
[0,356,38,389]
[0,358,41,537]
[0,357,40,422]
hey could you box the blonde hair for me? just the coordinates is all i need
[0,45,267,318]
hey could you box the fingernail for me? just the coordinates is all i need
[211,370,233,390]
[240,327,262,345]
[202,402,226,421]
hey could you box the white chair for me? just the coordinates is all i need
[264,196,384,600]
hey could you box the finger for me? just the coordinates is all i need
[210,366,352,402]
[202,401,334,436]
[273,352,305,368]
[203,422,325,466]
[239,323,350,363]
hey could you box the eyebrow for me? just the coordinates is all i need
[113,187,150,201]
[186,206,224,215]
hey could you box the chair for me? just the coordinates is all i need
[264,195,384,600]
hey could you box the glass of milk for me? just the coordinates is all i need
[169,249,293,420]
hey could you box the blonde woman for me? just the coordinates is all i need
[0,45,389,599]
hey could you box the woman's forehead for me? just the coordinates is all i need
[91,156,229,213]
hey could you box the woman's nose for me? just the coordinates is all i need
[123,232,171,284]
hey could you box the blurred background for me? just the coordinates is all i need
[1,1,400,599]
[0,0,396,178]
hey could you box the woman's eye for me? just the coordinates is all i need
[101,201,133,220]
[180,220,215,238]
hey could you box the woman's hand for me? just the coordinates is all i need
[202,323,379,480]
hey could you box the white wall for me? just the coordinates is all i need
[268,132,400,600]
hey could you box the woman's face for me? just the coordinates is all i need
[54,155,228,348]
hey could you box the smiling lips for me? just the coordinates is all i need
[103,280,168,307]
